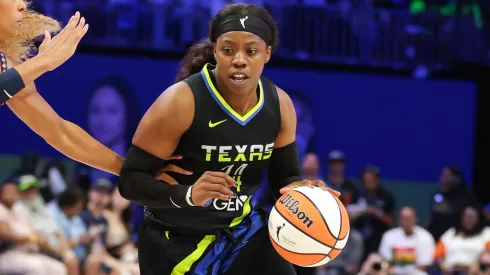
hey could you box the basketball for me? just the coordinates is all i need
[268,186,350,267]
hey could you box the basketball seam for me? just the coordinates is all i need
[273,205,333,248]
[331,195,343,248]
[269,234,328,257]
[291,190,340,243]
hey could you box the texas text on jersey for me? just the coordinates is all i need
[146,64,281,230]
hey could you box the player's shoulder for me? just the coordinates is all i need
[156,81,195,111]
[275,86,295,118]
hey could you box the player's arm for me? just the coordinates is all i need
[118,83,235,208]
[118,82,194,208]
[266,87,302,198]
[1,12,88,105]
[6,84,124,175]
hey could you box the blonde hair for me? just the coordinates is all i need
[0,1,60,62]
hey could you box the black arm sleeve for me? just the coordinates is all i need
[267,141,302,198]
[0,68,25,105]
[118,145,194,209]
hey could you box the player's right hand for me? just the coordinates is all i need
[38,11,89,72]
[191,171,237,206]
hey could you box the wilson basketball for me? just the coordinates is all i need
[268,186,350,267]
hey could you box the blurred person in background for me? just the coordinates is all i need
[302,152,321,180]
[469,250,490,275]
[48,187,103,275]
[319,214,364,275]
[378,207,435,274]
[351,165,395,258]
[0,178,67,274]
[326,150,359,206]
[14,174,80,275]
[358,253,394,275]
[81,76,141,186]
[38,159,68,203]
[427,166,479,241]
[434,206,490,274]
[104,189,140,274]
[81,178,139,275]
[80,179,113,239]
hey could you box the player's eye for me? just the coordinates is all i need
[222,48,233,55]
[247,49,257,56]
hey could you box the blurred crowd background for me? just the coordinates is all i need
[1,0,490,274]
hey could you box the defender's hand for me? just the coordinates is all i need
[279,179,340,197]
[191,171,237,206]
[155,155,192,184]
[38,11,89,71]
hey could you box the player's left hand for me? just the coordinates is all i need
[279,179,341,197]
[155,154,193,185]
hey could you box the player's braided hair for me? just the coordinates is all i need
[175,3,279,83]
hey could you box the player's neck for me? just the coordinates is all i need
[215,73,258,116]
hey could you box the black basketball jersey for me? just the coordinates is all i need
[147,63,281,230]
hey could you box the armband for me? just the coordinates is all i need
[0,68,25,104]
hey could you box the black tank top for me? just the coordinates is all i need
[147,63,281,230]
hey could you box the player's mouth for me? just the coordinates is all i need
[229,72,249,84]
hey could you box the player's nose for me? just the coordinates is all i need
[232,51,247,68]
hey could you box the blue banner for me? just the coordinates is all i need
[1,53,477,182]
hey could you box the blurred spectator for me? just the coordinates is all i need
[469,250,490,275]
[80,179,113,248]
[378,207,435,274]
[81,179,139,274]
[39,159,68,203]
[427,166,479,241]
[319,214,364,275]
[104,189,140,273]
[302,153,321,180]
[350,165,395,258]
[326,150,359,206]
[434,206,490,273]
[14,175,80,275]
[0,179,67,274]
[48,187,103,274]
[105,189,136,259]
[358,253,394,275]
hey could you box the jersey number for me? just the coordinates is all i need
[221,164,248,192]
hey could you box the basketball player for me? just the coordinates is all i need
[118,4,340,275]
[0,2,185,182]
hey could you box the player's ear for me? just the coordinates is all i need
[265,45,272,63]
[213,43,217,59]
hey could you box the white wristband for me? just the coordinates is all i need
[186,185,196,206]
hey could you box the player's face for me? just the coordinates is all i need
[214,31,271,94]
[0,0,25,40]
[88,85,127,146]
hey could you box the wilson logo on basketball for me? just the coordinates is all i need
[278,193,314,228]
